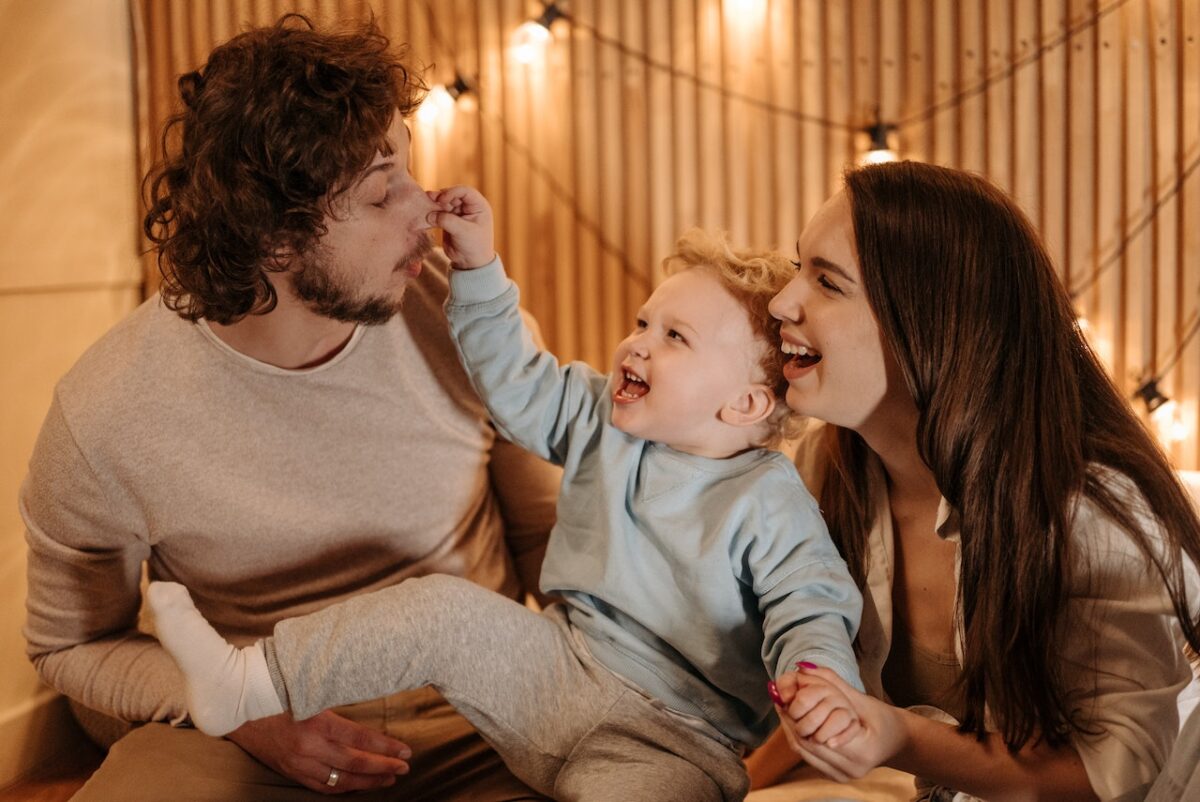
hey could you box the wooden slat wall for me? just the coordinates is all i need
[133,0,1200,467]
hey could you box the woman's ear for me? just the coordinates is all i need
[718,383,776,428]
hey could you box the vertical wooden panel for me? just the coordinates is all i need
[1012,0,1041,214]
[499,0,530,305]
[1123,0,1152,394]
[595,0,627,353]
[1151,0,1181,462]
[931,0,959,166]
[670,0,699,238]
[985,0,1013,186]
[768,0,800,248]
[958,0,987,171]
[646,0,675,280]
[825,0,852,183]
[620,0,652,314]
[1040,0,1069,280]
[799,0,828,219]
[902,0,934,162]
[1067,0,1098,347]
[570,0,604,368]
[1095,0,1126,382]
[696,0,726,230]
[546,0,577,356]
[1181,0,1200,467]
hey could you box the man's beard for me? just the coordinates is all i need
[291,234,433,325]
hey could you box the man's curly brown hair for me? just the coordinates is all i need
[143,14,426,324]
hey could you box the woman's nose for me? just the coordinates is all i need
[769,278,804,321]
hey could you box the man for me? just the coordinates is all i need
[21,14,558,801]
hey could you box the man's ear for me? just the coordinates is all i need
[718,383,775,428]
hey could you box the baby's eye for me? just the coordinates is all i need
[667,329,687,344]
[635,318,648,329]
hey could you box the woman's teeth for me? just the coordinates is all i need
[781,342,822,365]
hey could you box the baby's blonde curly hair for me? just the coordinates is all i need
[661,229,804,448]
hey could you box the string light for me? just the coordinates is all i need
[511,2,565,65]
[1153,401,1189,445]
[416,84,455,125]
[415,72,476,125]
[421,0,1200,455]
[859,118,898,165]
[1136,378,1172,414]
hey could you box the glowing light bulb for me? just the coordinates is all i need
[1076,315,1114,369]
[1152,399,1189,444]
[859,121,898,165]
[860,148,898,165]
[511,20,552,64]
[416,84,455,125]
[723,0,768,28]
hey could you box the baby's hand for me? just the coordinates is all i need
[427,185,495,269]
[769,662,862,748]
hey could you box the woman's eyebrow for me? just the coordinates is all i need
[811,256,857,285]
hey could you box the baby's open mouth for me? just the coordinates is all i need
[616,369,649,400]
[781,342,822,368]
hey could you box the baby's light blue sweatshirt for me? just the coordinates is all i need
[446,259,863,747]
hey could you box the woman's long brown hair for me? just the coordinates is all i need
[821,161,1200,750]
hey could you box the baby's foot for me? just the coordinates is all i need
[146,581,284,735]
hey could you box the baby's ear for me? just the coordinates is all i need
[718,383,775,428]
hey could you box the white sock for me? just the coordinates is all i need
[146,581,284,736]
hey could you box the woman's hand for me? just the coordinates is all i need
[773,664,909,782]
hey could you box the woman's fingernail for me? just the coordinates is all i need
[796,661,819,670]
[767,680,783,706]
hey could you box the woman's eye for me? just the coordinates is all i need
[372,192,390,209]
[817,274,843,294]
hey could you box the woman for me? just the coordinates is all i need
[749,161,1200,801]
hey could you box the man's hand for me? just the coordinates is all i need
[226,710,411,794]
[427,185,495,269]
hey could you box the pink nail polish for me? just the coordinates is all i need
[767,680,783,706]
[796,660,819,670]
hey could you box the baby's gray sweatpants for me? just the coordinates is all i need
[264,574,750,802]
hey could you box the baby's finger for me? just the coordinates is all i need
[783,681,834,721]
[810,707,859,746]
[792,698,842,738]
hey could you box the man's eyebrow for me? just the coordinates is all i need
[811,256,857,285]
[351,160,394,190]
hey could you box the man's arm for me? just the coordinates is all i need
[22,394,186,723]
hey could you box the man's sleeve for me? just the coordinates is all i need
[22,393,186,724]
